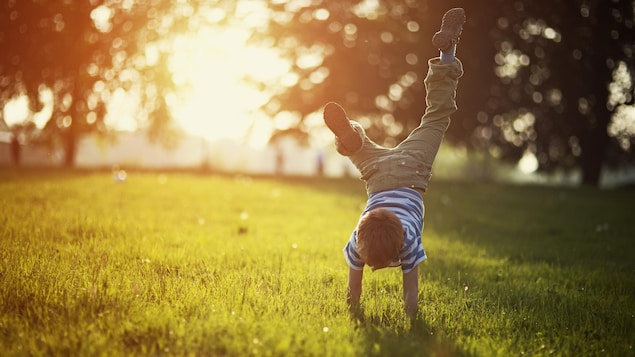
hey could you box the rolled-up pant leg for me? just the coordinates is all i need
[335,122,389,174]
[396,58,463,173]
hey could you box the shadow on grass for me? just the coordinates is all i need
[424,180,635,270]
[349,308,474,357]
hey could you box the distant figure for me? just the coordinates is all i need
[275,146,284,176]
[316,149,324,176]
[323,8,466,319]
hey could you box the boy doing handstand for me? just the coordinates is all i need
[323,8,466,318]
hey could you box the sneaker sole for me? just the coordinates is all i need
[432,8,466,51]
[323,102,362,152]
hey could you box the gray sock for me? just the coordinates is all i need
[440,44,456,63]
[440,24,462,63]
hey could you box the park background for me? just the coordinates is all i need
[1,1,635,356]
[1,0,634,188]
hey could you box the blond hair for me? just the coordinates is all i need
[356,208,403,268]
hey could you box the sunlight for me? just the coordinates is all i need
[2,96,29,126]
[607,61,634,151]
[2,89,54,129]
[168,26,290,147]
[518,150,539,174]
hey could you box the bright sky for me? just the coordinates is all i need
[167,26,290,147]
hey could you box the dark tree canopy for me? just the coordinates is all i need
[484,0,635,185]
[254,0,635,186]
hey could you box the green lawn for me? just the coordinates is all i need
[0,169,633,356]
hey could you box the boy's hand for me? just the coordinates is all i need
[347,267,363,309]
[403,265,419,318]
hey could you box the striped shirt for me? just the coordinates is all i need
[343,187,426,273]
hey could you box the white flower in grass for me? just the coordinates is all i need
[113,169,127,182]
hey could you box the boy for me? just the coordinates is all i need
[323,8,465,318]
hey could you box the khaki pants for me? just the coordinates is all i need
[335,58,464,195]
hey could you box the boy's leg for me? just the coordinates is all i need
[396,8,465,169]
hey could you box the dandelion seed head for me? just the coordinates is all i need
[113,169,127,182]
[291,243,298,249]
[240,212,249,220]
[322,327,329,333]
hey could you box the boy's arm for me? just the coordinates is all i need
[402,265,419,318]
[347,267,363,310]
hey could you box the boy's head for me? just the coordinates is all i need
[356,208,404,269]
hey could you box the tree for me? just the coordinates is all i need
[483,0,635,186]
[0,0,205,166]
[254,0,634,186]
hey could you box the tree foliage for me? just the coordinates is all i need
[485,0,635,185]
[255,0,635,186]
[0,0,211,166]
[1,0,633,186]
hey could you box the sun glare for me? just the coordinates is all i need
[168,26,290,147]
[3,25,289,148]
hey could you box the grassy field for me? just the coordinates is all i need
[0,169,633,356]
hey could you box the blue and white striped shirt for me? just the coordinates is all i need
[343,187,426,273]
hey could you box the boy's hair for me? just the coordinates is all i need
[356,208,404,268]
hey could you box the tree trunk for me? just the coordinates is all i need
[576,0,614,188]
[579,137,606,187]
[64,77,82,168]
[10,134,21,166]
[63,129,76,168]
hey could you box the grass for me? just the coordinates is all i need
[0,169,633,356]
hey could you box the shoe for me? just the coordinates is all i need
[432,8,466,52]
[323,102,362,152]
